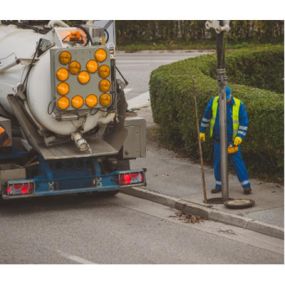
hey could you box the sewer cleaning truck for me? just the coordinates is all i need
[0,20,146,199]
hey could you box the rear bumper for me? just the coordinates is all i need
[1,169,146,200]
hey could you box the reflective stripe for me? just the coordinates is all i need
[216,181,222,185]
[239,126,248,131]
[241,180,250,186]
[202,117,210,123]
[238,130,246,136]
[201,123,209,127]
[210,96,241,139]
[210,96,219,137]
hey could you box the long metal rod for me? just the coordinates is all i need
[193,94,208,203]
[216,26,229,201]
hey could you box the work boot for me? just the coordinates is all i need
[211,188,222,194]
[243,188,252,195]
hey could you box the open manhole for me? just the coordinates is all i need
[224,198,255,209]
[206,197,231,204]
[206,197,255,209]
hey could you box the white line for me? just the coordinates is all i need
[127,91,150,110]
[124,88,133,94]
[57,250,95,264]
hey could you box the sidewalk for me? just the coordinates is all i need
[129,103,284,232]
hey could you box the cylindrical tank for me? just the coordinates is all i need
[0,24,113,136]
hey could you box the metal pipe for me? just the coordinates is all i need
[218,71,229,201]
[216,24,229,201]
[193,94,208,203]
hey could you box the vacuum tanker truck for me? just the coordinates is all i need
[0,20,146,199]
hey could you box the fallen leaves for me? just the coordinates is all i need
[170,211,206,224]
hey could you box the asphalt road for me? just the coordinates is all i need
[0,193,283,264]
[0,51,283,264]
[116,50,207,100]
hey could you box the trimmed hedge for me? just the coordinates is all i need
[149,45,284,181]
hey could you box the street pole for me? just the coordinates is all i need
[193,90,208,204]
[205,21,254,209]
[216,26,229,201]
[205,20,230,201]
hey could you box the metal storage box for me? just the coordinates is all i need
[123,117,146,159]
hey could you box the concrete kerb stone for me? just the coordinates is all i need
[174,200,209,219]
[209,209,250,229]
[121,187,179,208]
[122,187,284,240]
[246,220,284,240]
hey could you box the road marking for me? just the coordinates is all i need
[57,250,94,264]
[124,88,133,94]
[127,91,150,109]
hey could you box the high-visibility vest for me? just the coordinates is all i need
[209,96,241,139]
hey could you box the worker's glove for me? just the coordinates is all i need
[199,132,206,142]
[234,136,242,146]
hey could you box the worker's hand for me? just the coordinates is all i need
[199,132,206,142]
[234,136,242,146]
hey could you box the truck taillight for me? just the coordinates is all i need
[6,181,34,196]
[118,172,145,186]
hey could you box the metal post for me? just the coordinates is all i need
[216,24,229,201]
[193,93,208,203]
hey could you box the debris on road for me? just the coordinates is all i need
[170,211,207,224]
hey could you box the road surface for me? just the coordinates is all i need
[0,193,282,263]
[0,51,283,264]
[116,50,207,100]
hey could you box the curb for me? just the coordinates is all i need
[121,187,284,240]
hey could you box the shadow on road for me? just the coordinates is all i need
[0,193,120,216]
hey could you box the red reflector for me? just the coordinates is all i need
[119,172,144,186]
[6,182,34,196]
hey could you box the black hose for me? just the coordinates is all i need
[76,25,93,46]
[104,29,109,44]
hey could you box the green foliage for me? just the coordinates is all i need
[149,45,284,182]
[116,20,284,45]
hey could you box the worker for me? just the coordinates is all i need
[0,125,10,147]
[199,86,252,194]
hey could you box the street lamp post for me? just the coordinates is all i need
[206,20,230,201]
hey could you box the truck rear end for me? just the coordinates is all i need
[0,20,146,199]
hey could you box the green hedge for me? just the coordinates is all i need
[149,45,284,182]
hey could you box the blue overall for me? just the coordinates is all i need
[200,96,251,190]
